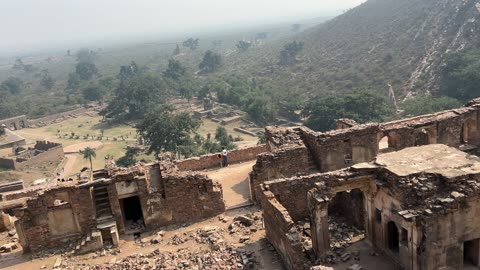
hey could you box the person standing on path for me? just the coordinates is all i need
[222,147,229,167]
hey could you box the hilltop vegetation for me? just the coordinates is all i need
[2,0,480,131]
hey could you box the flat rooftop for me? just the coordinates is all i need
[374,144,480,178]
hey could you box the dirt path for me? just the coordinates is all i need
[60,154,78,178]
[205,161,255,208]
[63,141,103,154]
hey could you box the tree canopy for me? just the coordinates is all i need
[75,62,98,80]
[182,38,199,50]
[402,96,462,116]
[136,105,200,157]
[101,74,168,120]
[199,51,223,73]
[303,89,394,131]
[280,41,304,65]
[0,77,24,95]
[440,48,480,101]
[164,59,187,80]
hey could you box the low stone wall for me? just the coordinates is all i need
[0,115,28,130]
[0,157,15,169]
[261,188,306,270]
[176,145,267,171]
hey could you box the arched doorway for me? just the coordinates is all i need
[379,133,396,153]
[387,221,399,253]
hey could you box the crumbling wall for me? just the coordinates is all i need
[264,174,323,221]
[176,145,267,171]
[0,115,28,130]
[14,186,96,252]
[420,200,480,270]
[250,146,309,202]
[260,189,306,270]
[301,125,379,172]
[142,173,225,228]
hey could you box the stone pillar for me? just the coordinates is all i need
[308,190,330,257]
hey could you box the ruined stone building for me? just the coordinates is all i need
[251,97,480,269]
[0,157,225,254]
[0,141,64,170]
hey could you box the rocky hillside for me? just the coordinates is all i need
[229,0,480,100]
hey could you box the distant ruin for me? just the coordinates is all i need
[0,141,64,170]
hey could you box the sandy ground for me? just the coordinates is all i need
[60,154,77,178]
[63,141,104,154]
[205,161,255,208]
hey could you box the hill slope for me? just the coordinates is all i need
[226,0,480,100]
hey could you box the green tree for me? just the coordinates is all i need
[402,96,461,116]
[76,48,97,63]
[76,62,98,80]
[164,59,186,80]
[236,41,252,52]
[0,77,24,95]
[41,74,55,90]
[101,75,168,120]
[136,105,200,157]
[118,61,140,81]
[116,146,142,167]
[0,126,5,136]
[199,50,223,73]
[304,89,394,131]
[182,38,199,50]
[67,73,81,91]
[280,41,304,65]
[82,83,106,102]
[80,147,96,181]
[441,48,480,101]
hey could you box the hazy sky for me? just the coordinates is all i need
[0,0,365,53]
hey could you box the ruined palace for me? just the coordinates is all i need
[252,97,480,269]
[0,156,225,254]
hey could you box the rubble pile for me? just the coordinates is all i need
[93,247,251,270]
[295,219,314,261]
[328,216,364,250]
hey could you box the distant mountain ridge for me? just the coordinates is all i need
[232,0,480,100]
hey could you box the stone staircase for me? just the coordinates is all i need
[93,185,112,220]
[70,230,103,255]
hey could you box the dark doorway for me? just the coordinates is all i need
[387,221,399,253]
[464,239,480,267]
[120,196,144,232]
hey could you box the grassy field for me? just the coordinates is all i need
[1,114,260,184]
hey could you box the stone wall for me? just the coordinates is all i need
[17,143,64,167]
[176,145,267,171]
[0,157,15,169]
[260,188,306,270]
[250,146,309,202]
[0,115,28,130]
[102,165,226,234]
[0,141,65,170]
[14,185,96,252]
[28,105,101,127]
[301,125,379,172]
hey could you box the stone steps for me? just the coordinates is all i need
[93,185,112,218]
